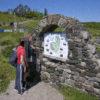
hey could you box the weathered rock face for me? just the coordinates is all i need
[32,14,100,96]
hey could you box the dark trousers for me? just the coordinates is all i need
[15,64,24,92]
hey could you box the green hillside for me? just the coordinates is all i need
[19,19,40,32]
[83,22,100,37]
[83,22,100,29]
[83,22,100,53]
[0,32,24,93]
[0,13,26,22]
[0,12,41,32]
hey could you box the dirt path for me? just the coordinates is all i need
[0,81,64,100]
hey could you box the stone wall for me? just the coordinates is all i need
[32,14,100,96]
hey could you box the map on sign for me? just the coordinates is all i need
[43,33,68,61]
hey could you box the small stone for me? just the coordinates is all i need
[81,62,86,67]
[80,31,89,40]
[39,18,48,27]
[63,69,71,74]
[74,72,79,76]
[62,72,71,79]
[96,73,100,78]
[51,63,56,67]
[69,52,73,58]
[41,65,46,71]
[42,58,48,62]
[95,66,100,71]
[84,85,94,93]
[87,44,96,54]
[56,68,63,74]
[45,61,52,66]
[93,88,100,95]
[96,59,100,67]
[89,77,100,83]
[49,81,53,85]
[80,69,85,74]
[41,71,50,81]
[65,79,75,86]
[59,77,65,83]
[93,82,100,89]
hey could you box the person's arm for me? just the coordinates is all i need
[30,45,40,51]
[20,55,26,72]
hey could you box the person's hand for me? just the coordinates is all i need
[24,66,26,73]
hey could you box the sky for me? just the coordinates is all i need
[0,0,100,22]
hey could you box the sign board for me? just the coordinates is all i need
[43,33,68,62]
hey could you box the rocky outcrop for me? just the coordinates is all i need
[32,14,100,96]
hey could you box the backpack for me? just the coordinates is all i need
[9,48,17,67]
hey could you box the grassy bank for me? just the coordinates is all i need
[0,15,39,93]
[0,32,24,93]
[83,22,100,38]
[20,19,40,32]
[0,13,25,23]
[59,85,99,100]
[0,54,15,93]
[83,22,100,53]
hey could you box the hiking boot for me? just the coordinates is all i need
[14,86,18,90]
[18,90,24,95]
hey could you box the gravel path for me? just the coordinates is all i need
[0,81,64,100]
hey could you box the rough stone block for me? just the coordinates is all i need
[80,31,89,40]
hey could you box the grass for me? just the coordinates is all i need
[82,22,100,38]
[87,28,100,38]
[83,22,100,30]
[0,54,16,93]
[0,32,25,93]
[0,25,12,29]
[54,27,65,32]
[83,22,100,53]
[0,32,24,46]
[96,44,100,52]
[0,13,26,23]
[20,19,40,32]
[0,12,42,32]
[59,85,99,100]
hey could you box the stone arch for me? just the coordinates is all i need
[32,14,84,50]
[33,14,82,38]
[31,14,86,72]
[31,14,100,96]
